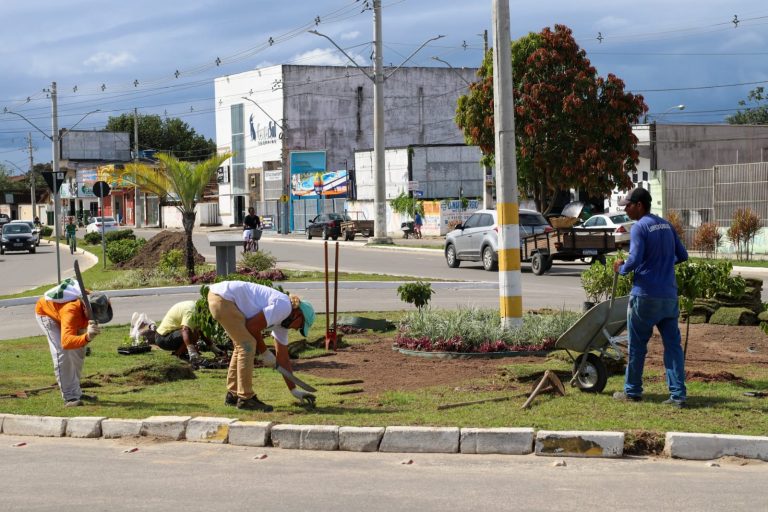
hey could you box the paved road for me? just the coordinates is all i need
[1,435,766,512]
[0,239,95,296]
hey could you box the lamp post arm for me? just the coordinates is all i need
[241,97,284,130]
[3,110,52,141]
[430,56,471,86]
[59,109,101,140]
[308,30,375,82]
[384,35,445,80]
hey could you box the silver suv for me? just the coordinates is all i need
[444,209,550,271]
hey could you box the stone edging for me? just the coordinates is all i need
[393,347,551,359]
[1,413,767,461]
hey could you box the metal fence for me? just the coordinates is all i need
[664,162,768,247]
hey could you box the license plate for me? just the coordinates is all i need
[583,249,598,255]
[13,243,23,248]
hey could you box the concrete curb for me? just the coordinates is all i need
[665,432,768,461]
[2,413,767,461]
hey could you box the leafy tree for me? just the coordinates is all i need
[456,25,647,213]
[727,87,768,125]
[104,152,231,277]
[105,113,216,161]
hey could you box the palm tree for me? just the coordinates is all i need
[112,152,231,278]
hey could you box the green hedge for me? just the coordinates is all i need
[105,238,146,264]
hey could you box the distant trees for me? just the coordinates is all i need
[455,24,647,214]
[726,87,768,125]
[105,113,216,161]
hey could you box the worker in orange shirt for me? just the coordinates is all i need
[35,279,113,407]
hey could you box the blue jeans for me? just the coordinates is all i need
[625,296,687,401]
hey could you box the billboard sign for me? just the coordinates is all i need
[289,151,347,199]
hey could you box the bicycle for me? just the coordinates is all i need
[67,234,77,254]
[244,228,262,253]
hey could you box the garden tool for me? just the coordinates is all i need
[245,319,317,393]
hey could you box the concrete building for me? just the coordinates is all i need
[214,64,477,231]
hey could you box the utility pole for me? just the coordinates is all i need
[27,133,35,219]
[50,82,62,283]
[134,108,142,228]
[492,0,522,328]
[371,0,390,243]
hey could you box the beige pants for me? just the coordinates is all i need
[207,292,258,399]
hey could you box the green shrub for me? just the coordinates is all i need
[40,226,53,237]
[105,229,136,242]
[239,250,277,272]
[159,249,185,274]
[397,281,435,310]
[580,253,632,303]
[105,238,146,264]
[84,232,102,245]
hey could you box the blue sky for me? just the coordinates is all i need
[1,0,766,171]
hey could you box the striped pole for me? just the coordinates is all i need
[492,0,522,328]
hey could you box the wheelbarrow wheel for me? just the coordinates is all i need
[573,353,608,393]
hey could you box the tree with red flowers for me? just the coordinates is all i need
[456,25,647,214]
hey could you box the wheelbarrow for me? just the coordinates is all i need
[555,272,628,393]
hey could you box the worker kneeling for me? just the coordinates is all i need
[146,301,220,361]
[207,281,315,411]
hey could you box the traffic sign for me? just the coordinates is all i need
[41,171,66,193]
[280,194,290,203]
[93,181,111,198]
[413,190,424,197]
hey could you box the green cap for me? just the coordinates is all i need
[298,300,315,338]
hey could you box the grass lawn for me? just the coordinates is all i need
[2,317,766,441]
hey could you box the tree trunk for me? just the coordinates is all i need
[181,210,196,279]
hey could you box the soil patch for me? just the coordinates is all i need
[293,323,768,397]
[686,370,745,384]
[95,359,196,386]
[624,430,665,456]
[119,230,205,269]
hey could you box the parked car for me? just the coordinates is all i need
[0,213,10,226]
[573,212,635,249]
[306,212,352,240]
[85,216,119,235]
[1,223,36,254]
[9,220,40,246]
[444,209,552,271]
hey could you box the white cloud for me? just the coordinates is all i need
[340,30,360,41]
[718,31,765,52]
[82,51,137,71]
[594,16,630,31]
[290,48,368,67]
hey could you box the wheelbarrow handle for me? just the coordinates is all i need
[608,271,619,309]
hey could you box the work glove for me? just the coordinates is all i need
[187,346,201,362]
[291,388,316,406]
[86,321,101,341]
[259,349,277,369]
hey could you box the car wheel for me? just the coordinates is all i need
[331,235,338,241]
[29,248,35,254]
[445,244,460,268]
[348,232,355,241]
[306,229,313,240]
[322,226,329,240]
[0,248,4,255]
[482,245,498,271]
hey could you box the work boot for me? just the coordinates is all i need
[64,399,83,407]
[236,395,274,412]
[224,391,237,406]
[612,391,641,402]
[662,398,686,409]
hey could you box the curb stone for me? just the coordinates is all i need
[140,416,191,440]
[2,415,67,437]
[1,414,767,462]
[665,432,768,461]
[102,419,143,438]
[186,417,237,444]
[380,426,459,453]
[66,417,106,438]
[460,428,535,455]
[535,430,624,458]
[271,425,339,450]
[339,426,385,452]
[228,421,275,447]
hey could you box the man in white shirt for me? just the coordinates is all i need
[207,281,315,411]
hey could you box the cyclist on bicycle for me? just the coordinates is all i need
[242,207,261,251]
[65,217,77,254]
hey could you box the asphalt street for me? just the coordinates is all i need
[0,239,93,296]
[1,435,766,512]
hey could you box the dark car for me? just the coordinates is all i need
[306,212,352,240]
[0,213,10,226]
[1,223,36,254]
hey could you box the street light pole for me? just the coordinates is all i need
[50,82,62,283]
[27,133,36,221]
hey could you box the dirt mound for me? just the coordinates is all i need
[686,370,744,384]
[119,230,205,269]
